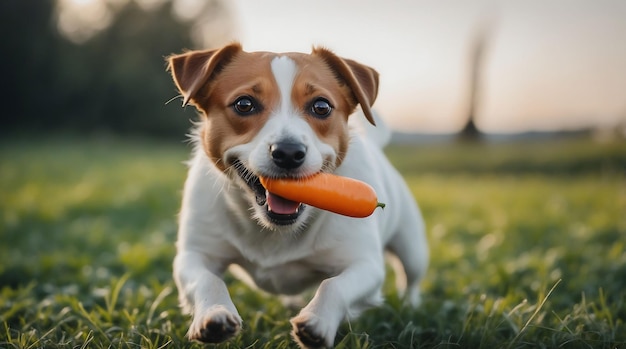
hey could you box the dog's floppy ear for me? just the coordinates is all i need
[167,43,242,108]
[312,47,379,126]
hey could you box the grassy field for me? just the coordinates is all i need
[1,135,625,348]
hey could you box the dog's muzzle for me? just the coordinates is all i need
[232,142,308,226]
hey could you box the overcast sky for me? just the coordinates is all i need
[230,0,626,134]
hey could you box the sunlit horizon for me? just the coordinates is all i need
[56,0,626,135]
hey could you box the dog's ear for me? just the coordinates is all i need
[167,43,242,108]
[312,48,380,126]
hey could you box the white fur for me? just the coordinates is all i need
[173,57,429,348]
[271,56,298,115]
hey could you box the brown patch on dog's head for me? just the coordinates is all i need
[167,43,242,108]
[168,44,281,171]
[167,44,380,171]
[288,48,380,166]
[311,47,379,126]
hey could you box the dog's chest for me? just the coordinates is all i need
[237,258,334,295]
[226,219,345,294]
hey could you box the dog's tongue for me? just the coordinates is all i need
[266,192,301,215]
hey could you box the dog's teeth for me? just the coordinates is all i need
[256,192,267,206]
[265,190,276,212]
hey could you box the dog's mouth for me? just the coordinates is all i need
[232,161,304,226]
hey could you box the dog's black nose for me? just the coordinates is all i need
[270,142,306,169]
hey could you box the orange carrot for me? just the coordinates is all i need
[259,173,385,218]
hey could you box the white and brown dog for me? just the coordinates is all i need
[167,43,428,348]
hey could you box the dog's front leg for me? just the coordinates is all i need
[291,260,385,348]
[174,250,241,343]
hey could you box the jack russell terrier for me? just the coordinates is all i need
[167,43,429,348]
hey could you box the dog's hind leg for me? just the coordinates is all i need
[386,211,429,307]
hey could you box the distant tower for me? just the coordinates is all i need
[459,18,491,141]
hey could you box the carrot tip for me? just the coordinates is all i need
[376,202,386,210]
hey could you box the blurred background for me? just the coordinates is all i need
[3,0,626,140]
[1,2,625,347]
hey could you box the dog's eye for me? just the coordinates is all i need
[233,96,258,116]
[309,98,333,118]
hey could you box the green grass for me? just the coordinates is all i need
[1,135,625,348]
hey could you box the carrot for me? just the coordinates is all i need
[259,173,385,218]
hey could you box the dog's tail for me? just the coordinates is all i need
[350,109,392,148]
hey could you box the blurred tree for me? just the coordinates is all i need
[0,0,234,138]
[1,0,59,134]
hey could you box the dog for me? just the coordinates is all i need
[167,43,429,348]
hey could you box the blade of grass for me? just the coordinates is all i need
[506,279,562,349]
[147,286,173,326]
[106,273,131,315]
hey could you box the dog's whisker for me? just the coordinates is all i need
[165,94,183,106]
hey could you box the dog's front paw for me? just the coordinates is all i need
[290,311,335,349]
[188,305,242,343]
